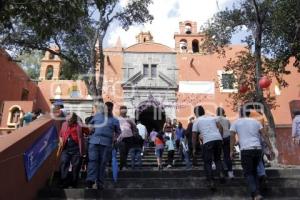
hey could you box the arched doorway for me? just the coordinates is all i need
[135,96,166,132]
[192,39,199,53]
[46,65,54,80]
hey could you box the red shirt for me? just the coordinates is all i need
[65,124,79,144]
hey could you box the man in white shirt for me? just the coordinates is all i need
[230,104,274,200]
[192,105,224,189]
[137,121,148,140]
[216,107,234,179]
[136,121,148,156]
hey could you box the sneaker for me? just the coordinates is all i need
[121,167,128,171]
[167,164,172,168]
[254,194,264,200]
[212,162,216,170]
[228,171,234,179]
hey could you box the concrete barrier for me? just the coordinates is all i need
[0,115,61,200]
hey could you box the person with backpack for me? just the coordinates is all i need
[117,105,137,171]
[230,104,275,200]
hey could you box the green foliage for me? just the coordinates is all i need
[223,50,277,110]
[0,0,153,98]
[60,60,80,80]
[202,0,300,105]
[16,50,43,80]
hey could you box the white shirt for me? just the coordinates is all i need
[217,116,231,138]
[230,118,263,150]
[192,115,223,144]
[137,123,147,140]
[118,117,133,139]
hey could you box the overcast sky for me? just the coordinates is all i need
[104,0,246,48]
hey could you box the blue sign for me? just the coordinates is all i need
[23,125,58,181]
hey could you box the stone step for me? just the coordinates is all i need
[109,169,300,178]
[50,177,300,189]
[55,169,300,179]
[38,187,300,199]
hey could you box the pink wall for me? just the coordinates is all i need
[0,115,60,200]
[0,50,38,102]
[276,125,300,165]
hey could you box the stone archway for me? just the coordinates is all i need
[135,95,166,132]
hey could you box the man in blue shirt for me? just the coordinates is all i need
[86,102,121,190]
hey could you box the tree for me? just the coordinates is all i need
[201,0,300,162]
[0,0,153,102]
[15,50,43,80]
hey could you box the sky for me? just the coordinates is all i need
[104,0,245,48]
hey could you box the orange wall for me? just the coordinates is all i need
[0,115,60,200]
[101,51,124,114]
[37,80,89,112]
[0,51,38,102]
[176,47,300,127]
[0,101,34,127]
[270,60,300,124]
[176,46,245,126]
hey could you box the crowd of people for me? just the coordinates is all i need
[56,101,300,200]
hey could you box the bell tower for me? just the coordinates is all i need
[174,21,205,53]
[39,47,62,80]
[136,31,153,43]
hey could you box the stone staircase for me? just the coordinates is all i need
[38,146,300,199]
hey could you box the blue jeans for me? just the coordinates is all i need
[241,149,262,198]
[86,143,112,186]
[129,148,142,169]
[203,140,223,181]
[223,137,233,171]
[183,150,191,169]
[60,146,81,186]
[257,159,266,177]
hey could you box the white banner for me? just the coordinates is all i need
[179,81,215,94]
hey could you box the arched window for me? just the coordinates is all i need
[7,105,23,127]
[192,39,199,53]
[179,39,188,52]
[49,53,55,59]
[185,23,192,34]
[46,65,54,80]
[10,107,21,123]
